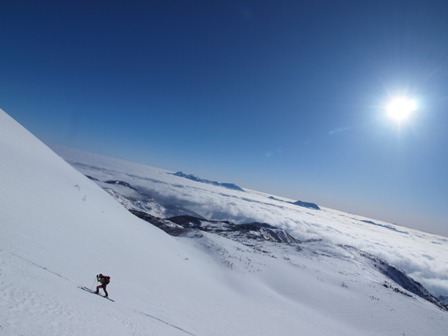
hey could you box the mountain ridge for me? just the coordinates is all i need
[171,171,245,191]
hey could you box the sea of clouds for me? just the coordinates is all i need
[55,146,448,298]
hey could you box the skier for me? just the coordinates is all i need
[95,273,110,297]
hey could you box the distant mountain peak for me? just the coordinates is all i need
[269,196,320,210]
[292,200,320,210]
[171,171,244,191]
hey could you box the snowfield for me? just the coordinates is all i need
[1,108,447,335]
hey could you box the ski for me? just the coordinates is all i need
[79,286,115,302]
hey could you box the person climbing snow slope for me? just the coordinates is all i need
[95,273,110,297]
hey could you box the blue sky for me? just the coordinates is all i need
[1,0,448,235]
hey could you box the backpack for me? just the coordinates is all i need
[105,276,110,284]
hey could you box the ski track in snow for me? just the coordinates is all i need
[131,309,199,336]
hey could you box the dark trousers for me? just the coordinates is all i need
[96,284,108,297]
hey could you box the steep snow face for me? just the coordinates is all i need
[1,109,448,336]
[0,110,217,334]
[0,110,180,278]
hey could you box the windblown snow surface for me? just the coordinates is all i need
[1,109,447,336]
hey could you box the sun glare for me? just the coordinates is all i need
[386,96,417,122]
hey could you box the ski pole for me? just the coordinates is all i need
[91,277,97,291]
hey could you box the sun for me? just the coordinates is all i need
[386,96,418,122]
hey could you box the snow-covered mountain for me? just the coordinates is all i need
[1,108,448,336]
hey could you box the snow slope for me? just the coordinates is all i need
[1,109,447,335]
